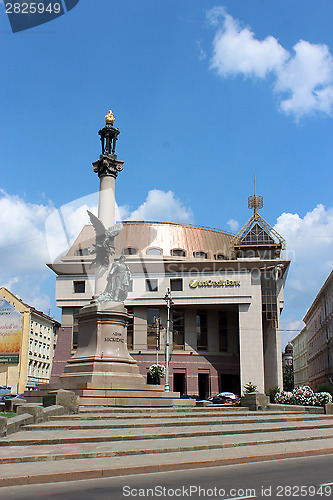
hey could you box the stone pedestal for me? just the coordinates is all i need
[56,301,189,407]
[60,301,145,391]
[67,301,135,364]
[241,393,269,411]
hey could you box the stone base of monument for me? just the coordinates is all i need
[24,382,193,407]
[24,301,195,407]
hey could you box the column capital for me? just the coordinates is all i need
[92,155,124,179]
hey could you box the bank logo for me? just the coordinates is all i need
[5,0,80,33]
[189,279,241,289]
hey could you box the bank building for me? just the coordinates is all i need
[49,122,289,399]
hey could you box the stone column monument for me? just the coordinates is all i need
[58,111,188,407]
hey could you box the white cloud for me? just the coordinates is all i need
[208,8,333,119]
[274,204,333,344]
[209,8,288,79]
[275,40,333,118]
[126,189,194,224]
[0,190,53,274]
[45,193,98,262]
[2,276,19,290]
[0,191,56,314]
[197,40,207,61]
[227,219,239,232]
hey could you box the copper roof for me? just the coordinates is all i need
[67,221,234,259]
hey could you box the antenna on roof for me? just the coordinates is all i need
[248,174,263,220]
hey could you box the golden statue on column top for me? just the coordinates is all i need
[105,110,115,124]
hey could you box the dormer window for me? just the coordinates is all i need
[171,249,186,257]
[193,251,208,259]
[215,253,226,260]
[123,247,138,255]
[146,248,162,255]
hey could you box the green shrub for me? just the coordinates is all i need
[316,383,333,397]
[243,382,257,394]
[266,386,280,403]
[315,392,332,406]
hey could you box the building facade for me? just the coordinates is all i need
[292,328,308,387]
[49,209,289,397]
[282,342,293,369]
[302,270,333,389]
[0,288,60,393]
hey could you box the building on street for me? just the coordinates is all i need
[291,328,309,387]
[0,288,60,393]
[282,342,293,369]
[301,270,333,389]
[49,183,289,398]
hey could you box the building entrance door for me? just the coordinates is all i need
[198,373,209,400]
[173,373,185,396]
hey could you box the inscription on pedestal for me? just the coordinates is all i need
[105,332,124,344]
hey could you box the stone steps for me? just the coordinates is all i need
[1,438,333,487]
[48,410,328,422]
[0,427,332,465]
[51,409,250,420]
[23,414,333,431]
[2,417,333,446]
[0,406,332,487]
[77,405,250,414]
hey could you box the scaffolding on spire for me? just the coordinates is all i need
[231,175,285,259]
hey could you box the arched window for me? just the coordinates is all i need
[193,251,208,259]
[171,249,186,257]
[146,248,162,255]
[123,247,138,255]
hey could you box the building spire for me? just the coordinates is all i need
[248,174,263,220]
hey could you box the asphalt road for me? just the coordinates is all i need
[1,454,333,500]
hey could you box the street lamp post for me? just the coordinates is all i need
[154,316,160,366]
[163,288,173,392]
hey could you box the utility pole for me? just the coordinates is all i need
[154,316,160,366]
[163,288,173,392]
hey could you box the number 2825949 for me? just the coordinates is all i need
[5,3,61,14]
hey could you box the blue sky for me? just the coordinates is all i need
[1,0,333,347]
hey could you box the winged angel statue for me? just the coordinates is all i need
[87,210,131,302]
[87,210,122,269]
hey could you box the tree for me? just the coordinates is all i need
[283,365,294,391]
[243,381,257,394]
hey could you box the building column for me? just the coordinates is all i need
[98,175,115,229]
[263,320,283,390]
[238,303,265,393]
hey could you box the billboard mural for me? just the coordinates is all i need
[0,299,22,363]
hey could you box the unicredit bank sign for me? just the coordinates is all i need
[189,279,240,289]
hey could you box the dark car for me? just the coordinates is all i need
[0,394,24,402]
[207,392,241,405]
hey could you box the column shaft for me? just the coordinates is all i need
[238,303,265,393]
[98,175,116,228]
